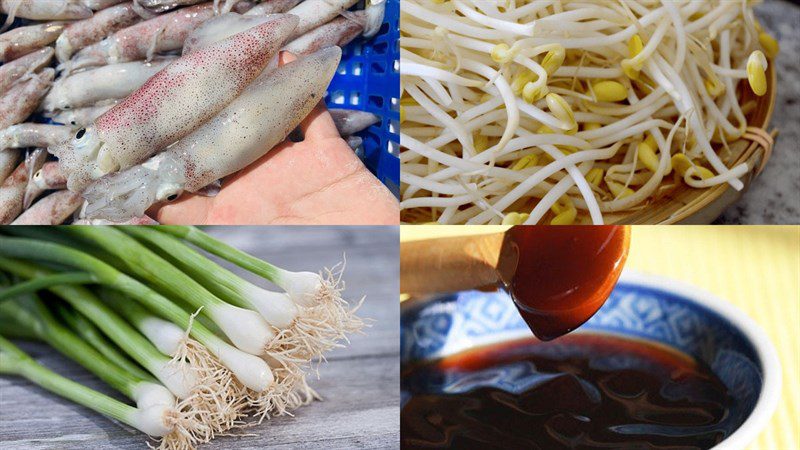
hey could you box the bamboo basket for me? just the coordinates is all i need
[611,63,778,225]
[401,63,778,225]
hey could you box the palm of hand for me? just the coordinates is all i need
[151,106,399,225]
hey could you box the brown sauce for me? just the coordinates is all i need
[505,225,630,341]
[401,333,735,450]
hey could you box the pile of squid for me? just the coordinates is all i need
[0,0,386,224]
[400,0,778,225]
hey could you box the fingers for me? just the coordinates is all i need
[299,102,341,141]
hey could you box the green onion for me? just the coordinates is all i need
[150,226,365,360]
[0,257,199,399]
[60,227,277,358]
[0,335,173,437]
[54,303,153,383]
[0,238,274,393]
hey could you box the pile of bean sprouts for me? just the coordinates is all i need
[399,0,779,224]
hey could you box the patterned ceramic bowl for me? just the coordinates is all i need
[401,271,781,449]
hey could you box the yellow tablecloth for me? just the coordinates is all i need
[400,225,800,448]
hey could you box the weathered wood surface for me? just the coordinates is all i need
[0,226,400,449]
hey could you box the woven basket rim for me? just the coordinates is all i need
[610,61,778,225]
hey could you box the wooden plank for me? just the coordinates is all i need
[0,227,399,449]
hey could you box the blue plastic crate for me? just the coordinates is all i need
[325,0,400,197]
[2,1,400,195]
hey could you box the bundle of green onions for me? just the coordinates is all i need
[0,226,364,449]
[400,0,779,224]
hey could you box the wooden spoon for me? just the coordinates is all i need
[400,226,631,340]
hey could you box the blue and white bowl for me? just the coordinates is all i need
[401,271,781,449]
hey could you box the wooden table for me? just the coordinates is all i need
[0,226,400,449]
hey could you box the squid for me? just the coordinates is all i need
[47,103,118,129]
[55,2,141,62]
[42,59,175,111]
[328,108,381,136]
[0,0,92,22]
[0,22,64,62]
[182,11,280,54]
[286,0,360,38]
[243,0,300,16]
[0,149,46,224]
[12,190,83,225]
[25,161,68,209]
[0,47,53,93]
[284,12,365,56]
[82,46,342,221]
[0,69,54,129]
[67,2,215,70]
[52,14,299,192]
[0,124,72,151]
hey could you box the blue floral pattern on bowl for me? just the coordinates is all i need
[401,278,764,436]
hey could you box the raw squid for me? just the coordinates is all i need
[81,0,127,9]
[24,161,68,208]
[0,149,46,224]
[284,12,365,56]
[52,14,299,192]
[12,189,83,225]
[82,46,342,220]
[0,22,64,62]
[182,12,278,54]
[287,0,360,38]
[346,135,363,151]
[361,0,385,38]
[67,2,216,70]
[244,0,300,16]
[0,0,92,21]
[0,47,53,93]
[42,59,175,111]
[48,103,118,129]
[0,124,72,151]
[329,108,380,136]
[73,215,158,224]
[56,2,141,63]
[134,0,206,13]
[0,69,54,129]
[0,149,18,182]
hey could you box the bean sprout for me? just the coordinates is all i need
[400,0,776,224]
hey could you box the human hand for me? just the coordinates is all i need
[151,52,399,225]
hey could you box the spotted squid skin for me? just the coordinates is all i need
[55,14,300,192]
[284,12,365,57]
[69,2,216,69]
[0,0,92,21]
[176,46,343,192]
[12,190,83,225]
[0,69,55,130]
[0,124,72,151]
[244,0,300,16]
[56,2,142,63]
[42,59,175,111]
[182,12,279,54]
[0,22,64,62]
